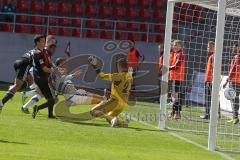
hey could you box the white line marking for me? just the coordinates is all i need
[127,116,236,160]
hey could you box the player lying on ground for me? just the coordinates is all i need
[0,35,45,114]
[31,57,103,118]
[88,56,133,127]
[51,58,103,106]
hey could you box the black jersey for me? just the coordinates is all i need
[13,48,39,81]
[32,49,50,80]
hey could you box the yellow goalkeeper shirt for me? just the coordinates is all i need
[98,71,133,104]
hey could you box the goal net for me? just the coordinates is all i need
[159,0,240,153]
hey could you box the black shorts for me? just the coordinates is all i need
[172,80,181,93]
[14,60,30,81]
[33,70,54,100]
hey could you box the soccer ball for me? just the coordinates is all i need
[224,88,236,100]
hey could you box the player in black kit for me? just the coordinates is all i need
[32,36,57,119]
[0,35,46,114]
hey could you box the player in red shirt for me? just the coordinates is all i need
[200,41,221,119]
[168,40,185,120]
[223,43,240,124]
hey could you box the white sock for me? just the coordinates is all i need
[23,94,42,109]
[65,94,92,106]
[24,90,37,97]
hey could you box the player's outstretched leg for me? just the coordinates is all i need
[0,78,24,114]
[22,94,42,114]
[65,94,103,106]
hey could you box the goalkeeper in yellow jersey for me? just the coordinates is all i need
[88,56,133,127]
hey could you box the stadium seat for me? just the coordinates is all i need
[86,30,98,38]
[148,35,154,42]
[58,2,71,15]
[126,8,138,19]
[172,26,179,33]
[127,33,136,41]
[99,20,113,29]
[138,0,149,8]
[152,0,165,9]
[72,4,84,16]
[153,10,165,22]
[30,1,43,14]
[59,28,71,36]
[30,26,44,34]
[115,32,126,40]
[199,12,206,22]
[16,15,28,23]
[72,19,81,27]
[72,29,81,37]
[48,28,58,35]
[127,22,139,31]
[1,24,13,32]
[100,31,113,39]
[139,9,150,20]
[85,0,97,3]
[45,2,57,15]
[154,24,164,33]
[140,34,147,42]
[99,6,112,18]
[85,20,98,28]
[125,0,137,6]
[17,0,28,12]
[180,10,192,22]
[59,18,71,26]
[141,34,154,42]
[181,3,190,9]
[98,0,111,5]
[116,21,126,30]
[85,5,97,17]
[173,13,180,20]
[48,18,58,26]
[140,23,148,31]
[112,7,125,18]
[30,16,44,24]
[112,0,124,6]
[16,25,29,33]
[194,5,203,11]
[155,34,164,43]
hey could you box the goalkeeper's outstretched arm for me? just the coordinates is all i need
[88,56,112,81]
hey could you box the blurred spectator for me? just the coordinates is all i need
[1,0,16,22]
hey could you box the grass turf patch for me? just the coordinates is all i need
[0,91,234,160]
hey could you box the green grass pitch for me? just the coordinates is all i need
[0,91,237,160]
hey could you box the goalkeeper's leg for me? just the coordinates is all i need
[90,98,118,117]
[107,106,129,127]
[170,81,182,120]
[90,99,128,127]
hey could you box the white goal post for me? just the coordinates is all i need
[159,0,228,152]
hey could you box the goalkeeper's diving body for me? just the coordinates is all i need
[88,56,133,127]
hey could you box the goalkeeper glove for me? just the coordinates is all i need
[88,56,101,74]
[88,56,98,69]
